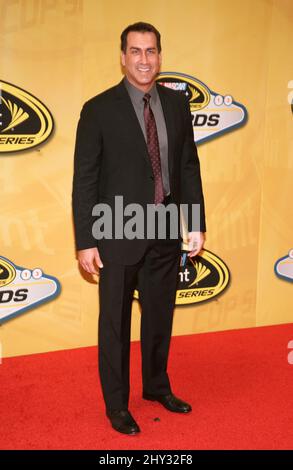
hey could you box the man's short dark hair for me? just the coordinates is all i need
[120,22,161,53]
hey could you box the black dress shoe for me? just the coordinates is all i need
[143,393,192,413]
[106,409,140,435]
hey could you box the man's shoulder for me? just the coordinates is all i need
[82,81,123,111]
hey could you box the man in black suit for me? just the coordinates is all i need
[72,22,206,435]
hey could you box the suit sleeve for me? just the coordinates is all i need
[72,101,103,250]
[180,96,206,233]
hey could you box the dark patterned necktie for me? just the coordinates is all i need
[143,93,165,205]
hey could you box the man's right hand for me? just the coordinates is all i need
[77,247,103,275]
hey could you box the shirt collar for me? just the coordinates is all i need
[124,76,158,105]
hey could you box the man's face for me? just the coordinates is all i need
[121,31,162,92]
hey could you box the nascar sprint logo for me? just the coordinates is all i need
[0,257,16,288]
[0,256,60,323]
[176,248,229,304]
[157,72,247,144]
[0,80,54,153]
[134,248,229,305]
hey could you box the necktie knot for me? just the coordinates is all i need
[143,93,151,105]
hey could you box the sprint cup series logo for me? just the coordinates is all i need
[0,256,60,323]
[157,72,247,144]
[0,80,54,153]
[134,249,229,306]
[176,249,229,304]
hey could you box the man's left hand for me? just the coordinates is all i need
[187,231,205,257]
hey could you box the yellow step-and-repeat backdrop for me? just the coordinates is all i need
[0,0,292,358]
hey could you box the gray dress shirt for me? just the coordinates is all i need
[124,77,170,196]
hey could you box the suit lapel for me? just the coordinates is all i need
[114,80,152,171]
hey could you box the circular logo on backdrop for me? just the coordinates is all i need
[176,248,230,305]
[158,73,210,111]
[0,258,16,288]
[0,80,54,153]
[134,249,230,306]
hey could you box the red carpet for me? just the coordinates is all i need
[1,323,293,450]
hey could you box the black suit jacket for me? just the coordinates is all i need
[72,79,206,265]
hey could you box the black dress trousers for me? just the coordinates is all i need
[98,203,181,411]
